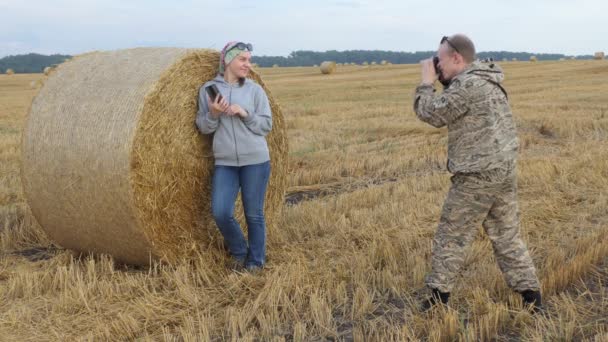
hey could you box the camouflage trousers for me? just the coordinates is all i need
[426,167,540,293]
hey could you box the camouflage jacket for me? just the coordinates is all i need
[414,61,518,174]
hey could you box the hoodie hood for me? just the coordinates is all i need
[464,61,505,84]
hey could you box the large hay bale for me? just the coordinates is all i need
[21,48,288,265]
[512,58,518,61]
[43,66,52,75]
[594,52,605,60]
[6,68,15,75]
[530,56,538,62]
[320,61,336,74]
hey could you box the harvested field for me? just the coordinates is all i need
[1,60,607,340]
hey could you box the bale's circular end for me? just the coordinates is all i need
[594,52,605,60]
[21,48,288,265]
[320,61,336,74]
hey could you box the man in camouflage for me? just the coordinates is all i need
[413,34,542,312]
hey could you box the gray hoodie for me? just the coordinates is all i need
[196,75,272,166]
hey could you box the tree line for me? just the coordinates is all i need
[252,50,593,67]
[1,51,594,73]
[0,53,71,74]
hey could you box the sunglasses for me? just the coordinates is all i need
[227,42,253,53]
[440,36,460,54]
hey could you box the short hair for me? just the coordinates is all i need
[445,34,476,63]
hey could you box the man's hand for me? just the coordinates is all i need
[208,95,229,118]
[420,58,438,85]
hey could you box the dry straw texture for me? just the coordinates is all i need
[6,68,14,75]
[20,48,288,265]
[43,66,52,75]
[530,56,538,62]
[3,57,608,341]
[320,61,337,74]
[594,51,605,60]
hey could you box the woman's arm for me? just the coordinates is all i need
[240,86,272,136]
[195,86,219,134]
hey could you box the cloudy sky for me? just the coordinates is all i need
[1,0,606,58]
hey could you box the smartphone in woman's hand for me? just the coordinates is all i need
[205,84,223,102]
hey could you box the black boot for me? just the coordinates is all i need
[421,288,450,312]
[520,290,543,313]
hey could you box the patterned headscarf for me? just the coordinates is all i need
[219,41,250,75]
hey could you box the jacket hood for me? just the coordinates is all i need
[464,61,505,84]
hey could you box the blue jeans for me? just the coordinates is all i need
[211,161,270,268]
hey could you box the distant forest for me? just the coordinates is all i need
[252,50,593,67]
[0,53,71,74]
[1,51,594,73]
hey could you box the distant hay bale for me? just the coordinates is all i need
[43,66,52,75]
[272,64,279,68]
[559,58,565,61]
[512,58,518,61]
[594,52,605,60]
[313,64,318,67]
[6,68,15,75]
[380,60,387,65]
[502,58,508,62]
[530,56,538,62]
[371,61,377,65]
[570,56,576,60]
[29,80,41,89]
[21,48,288,265]
[320,61,336,74]
[362,61,368,66]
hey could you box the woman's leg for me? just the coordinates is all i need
[211,165,247,261]
[239,161,271,268]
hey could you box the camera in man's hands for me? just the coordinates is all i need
[433,56,440,75]
[433,56,450,87]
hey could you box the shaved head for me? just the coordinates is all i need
[445,34,476,63]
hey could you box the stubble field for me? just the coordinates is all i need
[1,60,607,341]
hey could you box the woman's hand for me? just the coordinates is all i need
[208,95,229,118]
[227,104,248,118]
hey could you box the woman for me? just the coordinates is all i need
[196,41,272,272]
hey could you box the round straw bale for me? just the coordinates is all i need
[380,60,387,65]
[43,66,52,75]
[6,68,15,75]
[594,52,605,60]
[512,58,517,61]
[272,64,279,68]
[21,48,288,265]
[529,56,537,62]
[320,61,336,74]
